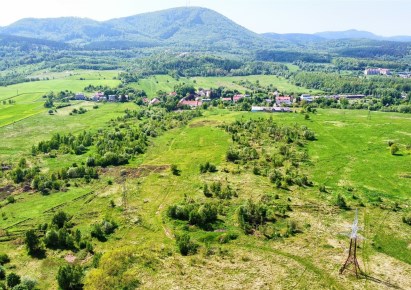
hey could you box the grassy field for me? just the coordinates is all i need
[0,71,121,128]
[0,102,136,162]
[1,103,410,289]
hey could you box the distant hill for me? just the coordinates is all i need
[0,7,272,49]
[262,29,411,43]
[315,29,381,40]
[262,33,325,43]
[315,29,411,42]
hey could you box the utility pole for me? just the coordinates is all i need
[340,209,363,277]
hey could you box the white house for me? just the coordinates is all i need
[301,94,313,102]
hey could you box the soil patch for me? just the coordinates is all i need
[65,254,76,263]
[0,185,15,201]
[189,120,220,128]
[100,164,170,180]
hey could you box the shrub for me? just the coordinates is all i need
[390,144,399,155]
[6,196,15,204]
[57,265,84,290]
[0,254,10,265]
[203,184,212,198]
[170,164,180,176]
[44,230,59,249]
[199,162,217,173]
[176,234,198,256]
[86,157,95,167]
[91,253,102,268]
[6,273,20,288]
[52,211,70,229]
[20,277,37,290]
[168,201,218,229]
[91,219,117,242]
[226,149,240,162]
[336,194,349,210]
[238,199,268,234]
[91,224,106,242]
[286,220,299,236]
[403,215,411,226]
[218,233,239,244]
[101,220,118,235]
[0,266,5,280]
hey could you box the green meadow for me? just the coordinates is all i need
[0,74,410,289]
[0,71,121,128]
[0,104,411,289]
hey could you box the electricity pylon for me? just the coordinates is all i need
[340,209,363,277]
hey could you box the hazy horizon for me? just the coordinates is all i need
[1,0,410,37]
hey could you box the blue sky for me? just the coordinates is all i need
[1,0,410,36]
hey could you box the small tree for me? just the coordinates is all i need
[25,230,41,256]
[6,273,21,288]
[44,229,59,249]
[21,277,37,290]
[57,265,84,290]
[52,211,70,229]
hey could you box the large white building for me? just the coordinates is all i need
[364,68,391,76]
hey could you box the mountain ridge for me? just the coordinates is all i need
[0,8,410,50]
[0,7,273,49]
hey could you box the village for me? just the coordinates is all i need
[72,87,377,113]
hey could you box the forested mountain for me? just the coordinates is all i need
[0,34,67,49]
[0,7,272,49]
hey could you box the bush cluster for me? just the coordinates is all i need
[168,200,218,230]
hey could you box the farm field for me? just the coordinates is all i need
[0,103,410,289]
